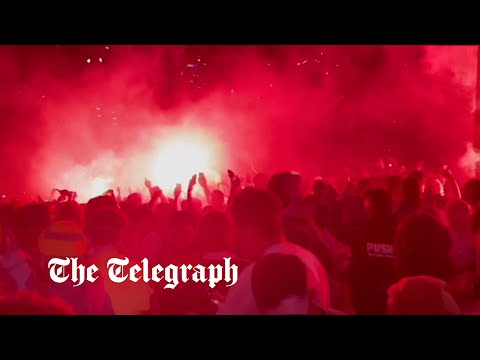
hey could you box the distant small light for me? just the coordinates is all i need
[113,117,117,120]
[105,46,109,50]
[1,195,5,198]
[41,95,45,98]
[267,63,271,66]
[97,114,102,117]
[96,107,101,111]
[231,89,234,93]
[296,62,301,66]
[302,60,307,65]
[325,72,329,75]
[99,58,103,63]
[269,84,273,87]
[321,52,324,55]
[87,58,91,63]
[336,64,339,67]
[197,58,201,62]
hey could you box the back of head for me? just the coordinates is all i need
[446,199,471,230]
[126,192,143,207]
[401,175,422,206]
[84,206,126,247]
[395,212,452,280]
[168,210,198,245]
[13,203,50,253]
[268,171,302,208]
[252,254,308,314]
[85,195,118,222]
[0,291,75,314]
[365,188,393,219]
[230,187,282,250]
[198,210,231,253]
[181,197,203,213]
[341,194,367,225]
[387,276,460,315]
[54,201,82,224]
[463,178,480,207]
[210,190,225,210]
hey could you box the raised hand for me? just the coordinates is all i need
[227,169,241,195]
[174,183,182,199]
[441,165,454,179]
[188,174,197,190]
[151,186,162,198]
[103,189,115,197]
[144,178,152,189]
[198,172,207,188]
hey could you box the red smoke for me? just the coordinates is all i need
[0,45,476,200]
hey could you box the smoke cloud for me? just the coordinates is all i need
[0,45,476,200]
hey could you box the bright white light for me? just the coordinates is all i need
[90,177,113,199]
[150,131,222,196]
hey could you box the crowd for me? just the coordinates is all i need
[1,163,480,315]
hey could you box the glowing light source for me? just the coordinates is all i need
[150,130,222,197]
[90,177,113,198]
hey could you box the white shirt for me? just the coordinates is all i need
[217,241,331,315]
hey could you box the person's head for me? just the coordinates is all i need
[0,291,75,314]
[229,187,283,259]
[312,178,327,197]
[84,206,126,248]
[126,192,143,208]
[251,254,309,315]
[13,203,50,254]
[463,178,480,207]
[168,210,198,251]
[180,198,203,214]
[341,195,366,225]
[364,188,393,220]
[85,195,118,220]
[385,175,403,209]
[54,201,82,224]
[446,199,471,232]
[197,211,232,254]
[210,190,225,211]
[387,276,460,315]
[268,171,302,209]
[395,212,452,281]
[401,174,422,207]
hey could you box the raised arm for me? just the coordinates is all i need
[442,166,461,200]
[197,172,211,204]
